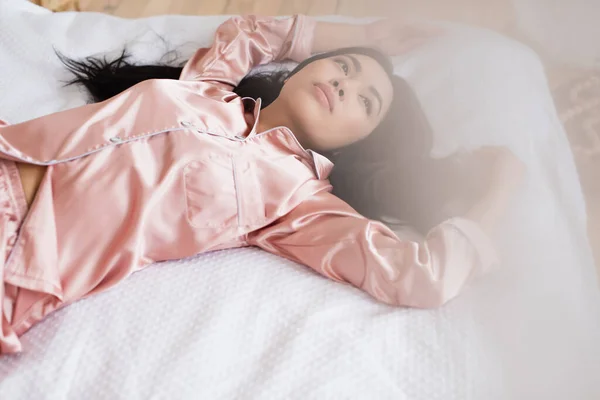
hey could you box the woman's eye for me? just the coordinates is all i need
[361,96,373,116]
[336,59,349,75]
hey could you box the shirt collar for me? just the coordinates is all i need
[306,150,334,180]
[243,97,262,137]
[244,97,334,180]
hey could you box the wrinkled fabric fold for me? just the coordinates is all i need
[248,192,498,308]
[0,15,319,354]
[180,15,316,85]
[0,159,29,354]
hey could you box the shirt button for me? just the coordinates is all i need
[109,136,122,143]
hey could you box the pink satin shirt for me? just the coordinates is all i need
[0,15,497,354]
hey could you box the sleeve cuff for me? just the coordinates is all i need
[447,217,501,272]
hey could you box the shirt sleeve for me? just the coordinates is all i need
[247,190,499,308]
[179,15,317,87]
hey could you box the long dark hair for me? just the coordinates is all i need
[58,47,460,232]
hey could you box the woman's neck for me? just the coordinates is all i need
[254,100,311,150]
[256,101,299,136]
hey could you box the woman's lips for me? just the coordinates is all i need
[313,83,334,112]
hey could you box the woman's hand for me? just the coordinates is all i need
[464,146,526,235]
[364,19,443,56]
[312,18,442,56]
[471,146,526,193]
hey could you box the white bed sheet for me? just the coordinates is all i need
[0,2,599,399]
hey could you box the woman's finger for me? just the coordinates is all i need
[400,24,444,42]
[379,36,429,55]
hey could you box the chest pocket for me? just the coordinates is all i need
[183,154,266,230]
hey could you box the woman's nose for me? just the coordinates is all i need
[332,80,345,100]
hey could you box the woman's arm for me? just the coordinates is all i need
[312,18,442,56]
[247,148,523,308]
[311,22,369,53]
[180,15,439,87]
[247,190,499,309]
[180,15,316,85]
[463,147,526,236]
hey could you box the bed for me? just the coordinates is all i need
[1,2,599,399]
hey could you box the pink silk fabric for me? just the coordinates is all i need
[0,15,497,355]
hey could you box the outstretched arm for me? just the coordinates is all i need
[247,190,498,308]
[180,15,439,87]
[180,15,317,85]
[247,147,523,308]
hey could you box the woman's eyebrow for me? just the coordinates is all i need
[370,87,383,116]
[346,55,362,73]
[344,55,382,115]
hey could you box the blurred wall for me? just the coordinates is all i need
[512,0,600,68]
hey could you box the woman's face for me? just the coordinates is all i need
[276,53,394,152]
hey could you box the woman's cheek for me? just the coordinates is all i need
[345,114,367,136]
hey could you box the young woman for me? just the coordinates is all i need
[0,15,523,354]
